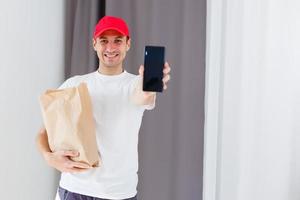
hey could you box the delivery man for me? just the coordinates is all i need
[36,16,171,200]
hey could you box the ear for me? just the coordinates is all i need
[126,38,131,51]
[92,38,97,51]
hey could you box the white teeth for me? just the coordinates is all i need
[104,53,119,58]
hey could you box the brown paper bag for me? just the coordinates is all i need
[39,82,100,167]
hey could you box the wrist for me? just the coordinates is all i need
[143,92,156,105]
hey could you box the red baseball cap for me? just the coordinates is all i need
[93,16,130,39]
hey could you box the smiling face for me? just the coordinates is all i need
[93,30,131,75]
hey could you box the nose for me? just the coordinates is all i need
[106,41,116,52]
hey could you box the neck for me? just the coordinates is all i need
[97,64,124,75]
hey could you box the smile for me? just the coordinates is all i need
[104,53,119,58]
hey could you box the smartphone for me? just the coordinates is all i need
[143,46,165,92]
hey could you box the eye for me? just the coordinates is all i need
[115,39,123,44]
[99,39,108,44]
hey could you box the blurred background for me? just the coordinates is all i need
[0,0,205,199]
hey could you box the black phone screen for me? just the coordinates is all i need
[143,46,165,92]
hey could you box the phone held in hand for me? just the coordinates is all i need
[143,46,165,92]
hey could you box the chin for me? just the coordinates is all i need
[104,63,121,68]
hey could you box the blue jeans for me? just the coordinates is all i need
[58,186,137,200]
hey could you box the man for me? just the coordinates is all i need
[36,16,171,200]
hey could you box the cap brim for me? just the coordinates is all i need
[94,27,128,39]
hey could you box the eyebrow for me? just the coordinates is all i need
[99,36,124,39]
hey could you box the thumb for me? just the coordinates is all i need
[135,65,144,92]
[139,65,144,78]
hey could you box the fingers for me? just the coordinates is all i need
[65,160,90,169]
[69,161,91,169]
[163,62,171,83]
[65,167,90,173]
[162,62,171,91]
[162,74,170,83]
[49,150,92,173]
[162,72,170,91]
[63,160,91,173]
[163,62,171,74]
[61,150,79,157]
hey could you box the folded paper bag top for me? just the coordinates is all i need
[39,82,100,167]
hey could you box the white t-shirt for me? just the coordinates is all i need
[57,70,154,199]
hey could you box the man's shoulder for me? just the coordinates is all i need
[125,71,138,79]
[59,71,96,89]
[123,72,140,87]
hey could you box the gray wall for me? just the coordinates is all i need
[0,0,65,199]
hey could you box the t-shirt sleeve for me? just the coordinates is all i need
[57,76,77,89]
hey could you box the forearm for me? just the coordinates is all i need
[36,127,52,158]
[144,93,156,106]
[35,127,91,172]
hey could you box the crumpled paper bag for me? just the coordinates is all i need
[39,82,100,167]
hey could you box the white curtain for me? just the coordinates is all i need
[203,0,300,200]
